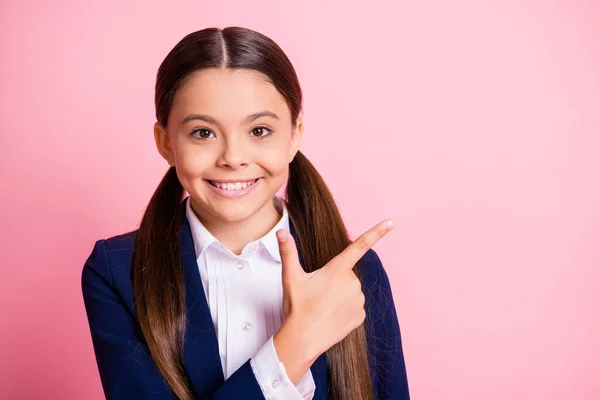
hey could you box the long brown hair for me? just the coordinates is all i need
[133,26,374,399]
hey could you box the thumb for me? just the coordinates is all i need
[276,229,304,284]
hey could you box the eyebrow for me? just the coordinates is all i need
[181,110,280,125]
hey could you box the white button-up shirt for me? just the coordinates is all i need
[185,195,316,399]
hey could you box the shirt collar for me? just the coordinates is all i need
[185,196,218,259]
[185,195,289,263]
[260,195,289,263]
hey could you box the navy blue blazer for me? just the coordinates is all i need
[81,197,410,399]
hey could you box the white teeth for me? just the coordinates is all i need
[211,179,258,191]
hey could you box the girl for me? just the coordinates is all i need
[82,26,410,400]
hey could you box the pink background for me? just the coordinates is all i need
[1,1,598,399]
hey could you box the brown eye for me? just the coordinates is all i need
[191,128,215,140]
[250,126,273,138]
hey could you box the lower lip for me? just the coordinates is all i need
[205,178,262,199]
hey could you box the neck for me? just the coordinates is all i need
[190,197,283,256]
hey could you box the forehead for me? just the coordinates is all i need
[171,68,291,123]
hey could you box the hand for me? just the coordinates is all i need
[272,219,395,384]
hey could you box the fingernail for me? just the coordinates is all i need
[385,220,395,229]
[277,230,287,242]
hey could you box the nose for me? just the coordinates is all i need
[218,136,249,169]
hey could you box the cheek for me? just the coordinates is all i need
[258,147,291,175]
[173,146,211,176]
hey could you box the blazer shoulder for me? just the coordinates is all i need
[82,229,138,280]
[360,248,387,288]
[103,229,138,252]
[360,248,397,327]
[81,230,140,317]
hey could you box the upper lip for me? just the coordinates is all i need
[206,178,261,183]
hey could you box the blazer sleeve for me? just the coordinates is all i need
[366,250,411,400]
[81,239,266,400]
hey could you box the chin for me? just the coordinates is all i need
[213,206,257,223]
[201,193,264,221]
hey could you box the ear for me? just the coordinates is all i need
[153,122,176,167]
[288,117,304,163]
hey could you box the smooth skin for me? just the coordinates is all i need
[154,67,303,255]
[153,66,394,386]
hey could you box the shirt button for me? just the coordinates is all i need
[241,321,252,331]
[271,378,280,389]
[236,261,245,270]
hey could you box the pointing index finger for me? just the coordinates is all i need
[329,219,395,270]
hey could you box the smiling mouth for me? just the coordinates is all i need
[206,178,261,190]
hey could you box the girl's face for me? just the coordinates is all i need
[154,68,303,224]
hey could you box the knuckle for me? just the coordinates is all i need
[355,238,370,253]
[358,291,365,305]
[354,308,366,327]
[354,292,365,310]
[278,243,289,253]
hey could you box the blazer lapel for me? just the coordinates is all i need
[180,198,225,397]
[180,200,329,398]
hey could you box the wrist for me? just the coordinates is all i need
[273,317,319,381]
